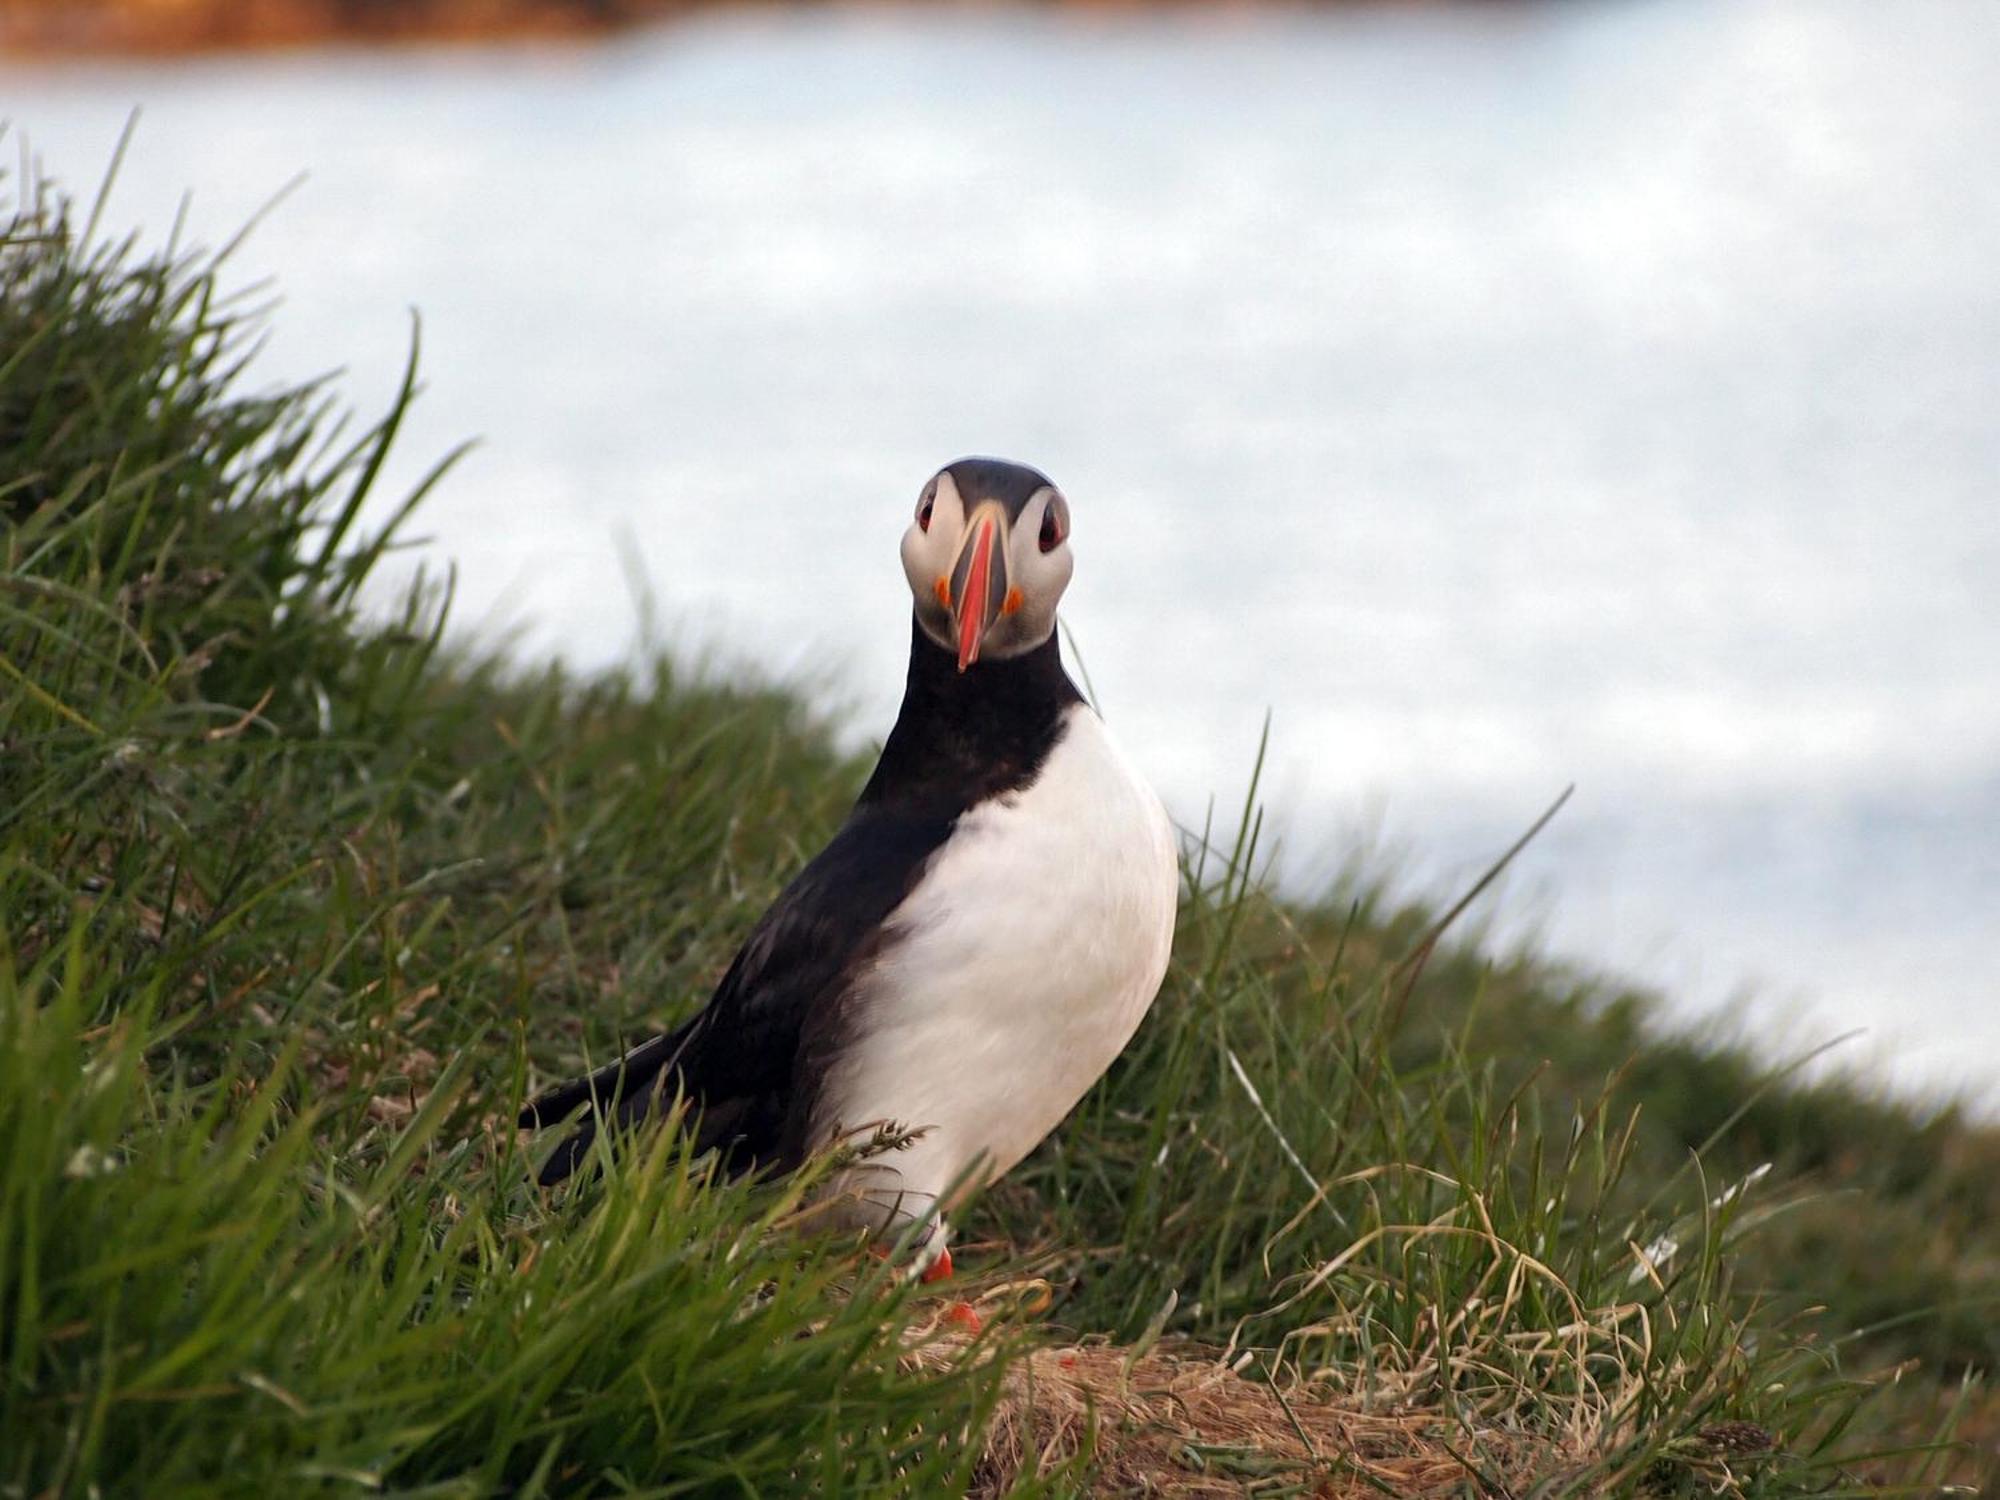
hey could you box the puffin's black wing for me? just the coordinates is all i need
[517,804,957,1186]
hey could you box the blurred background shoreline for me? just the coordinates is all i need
[7,0,667,56]
[9,0,1221,59]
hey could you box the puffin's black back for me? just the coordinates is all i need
[519,622,1084,1185]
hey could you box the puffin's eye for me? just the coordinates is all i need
[1038,495,1070,553]
[916,482,937,533]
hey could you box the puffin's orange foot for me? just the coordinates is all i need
[918,1245,955,1285]
[946,1299,982,1333]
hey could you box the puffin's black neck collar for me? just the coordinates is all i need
[857,618,1086,814]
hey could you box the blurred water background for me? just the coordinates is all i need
[4,0,1995,1104]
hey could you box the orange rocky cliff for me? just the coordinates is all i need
[0,0,679,55]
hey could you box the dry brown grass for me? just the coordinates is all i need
[907,1330,1578,1498]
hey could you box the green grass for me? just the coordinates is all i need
[3,152,1993,1496]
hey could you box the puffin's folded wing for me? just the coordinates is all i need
[517,803,958,1185]
[515,1025,696,1131]
[676,806,963,1153]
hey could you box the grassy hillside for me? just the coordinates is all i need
[2,158,1993,1495]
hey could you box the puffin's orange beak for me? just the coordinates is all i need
[948,508,1009,673]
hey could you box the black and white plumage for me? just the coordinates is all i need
[517,458,1178,1269]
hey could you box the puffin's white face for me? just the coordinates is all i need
[900,465,1074,672]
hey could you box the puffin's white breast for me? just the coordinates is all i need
[818,704,1178,1222]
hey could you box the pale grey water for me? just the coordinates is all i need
[4,0,1996,1103]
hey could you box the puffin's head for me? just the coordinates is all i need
[901,457,1074,672]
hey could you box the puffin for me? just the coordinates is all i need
[517,458,1179,1284]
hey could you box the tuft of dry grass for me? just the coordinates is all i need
[920,1333,1570,1497]
[897,1258,1805,1500]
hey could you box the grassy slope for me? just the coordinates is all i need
[2,164,1993,1495]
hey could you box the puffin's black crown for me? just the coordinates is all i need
[942,457,1057,523]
